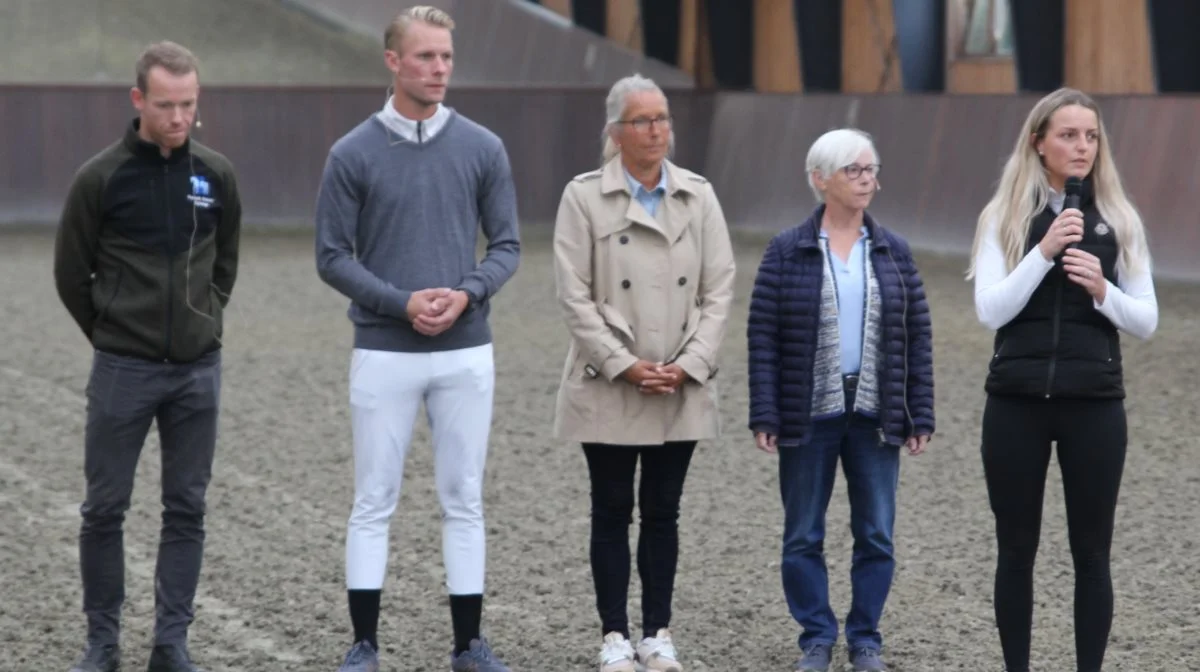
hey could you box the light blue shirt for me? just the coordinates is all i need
[820,227,869,375]
[624,167,668,217]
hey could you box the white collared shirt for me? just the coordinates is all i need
[376,96,450,144]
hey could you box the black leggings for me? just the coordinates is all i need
[582,441,696,640]
[981,396,1127,672]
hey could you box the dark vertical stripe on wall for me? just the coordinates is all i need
[1009,0,1064,92]
[892,0,945,91]
[572,0,606,36]
[640,0,682,66]
[1148,0,1200,91]
[793,0,841,92]
[705,0,754,89]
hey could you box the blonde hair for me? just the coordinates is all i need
[967,87,1149,279]
[385,5,455,54]
[600,74,675,165]
[805,128,879,202]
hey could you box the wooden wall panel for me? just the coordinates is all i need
[753,0,803,92]
[943,0,1017,94]
[678,0,718,88]
[540,0,572,19]
[606,0,643,51]
[1065,0,1155,93]
[843,0,903,93]
[947,59,1017,93]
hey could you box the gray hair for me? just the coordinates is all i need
[600,74,675,165]
[805,128,879,202]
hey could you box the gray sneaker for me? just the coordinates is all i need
[337,641,379,672]
[846,646,887,671]
[796,643,832,671]
[69,643,120,672]
[449,637,511,672]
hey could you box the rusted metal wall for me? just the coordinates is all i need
[702,92,1200,280]
[0,84,709,227]
[1,85,1197,280]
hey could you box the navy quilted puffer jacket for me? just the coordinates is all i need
[747,206,935,446]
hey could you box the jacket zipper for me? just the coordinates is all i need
[1043,273,1064,398]
[163,164,174,361]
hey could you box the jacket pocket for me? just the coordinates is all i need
[667,306,703,363]
[598,302,635,343]
[94,266,124,325]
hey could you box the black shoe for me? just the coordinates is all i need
[146,644,204,672]
[69,643,121,672]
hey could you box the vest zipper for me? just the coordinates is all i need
[822,236,870,416]
[163,163,174,361]
[1044,273,1064,398]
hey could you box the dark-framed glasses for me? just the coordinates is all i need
[843,163,881,179]
[618,115,673,132]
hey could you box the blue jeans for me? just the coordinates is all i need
[778,407,900,651]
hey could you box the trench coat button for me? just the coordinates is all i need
[621,279,631,289]
[681,322,687,331]
[619,235,629,244]
[677,276,687,286]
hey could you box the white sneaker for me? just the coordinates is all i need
[599,632,636,672]
[635,628,683,672]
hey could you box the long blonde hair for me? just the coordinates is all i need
[966,88,1150,279]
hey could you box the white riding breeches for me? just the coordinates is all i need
[344,344,495,595]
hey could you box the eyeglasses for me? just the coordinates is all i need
[617,115,673,132]
[843,163,881,179]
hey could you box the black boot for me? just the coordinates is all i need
[69,643,121,672]
[146,644,204,672]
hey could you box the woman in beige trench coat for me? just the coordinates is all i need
[551,74,736,672]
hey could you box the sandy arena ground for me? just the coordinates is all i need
[1,229,1197,672]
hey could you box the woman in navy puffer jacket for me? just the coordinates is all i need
[746,128,935,672]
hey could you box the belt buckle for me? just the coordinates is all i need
[843,374,859,391]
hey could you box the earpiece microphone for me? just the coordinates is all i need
[194,108,202,129]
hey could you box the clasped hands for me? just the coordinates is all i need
[621,359,687,395]
[406,287,469,337]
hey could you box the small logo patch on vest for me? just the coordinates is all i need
[1095,221,1110,236]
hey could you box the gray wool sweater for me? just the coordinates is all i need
[315,109,520,353]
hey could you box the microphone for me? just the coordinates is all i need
[1063,176,1082,250]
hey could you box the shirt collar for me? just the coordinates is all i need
[623,166,668,198]
[818,225,869,240]
[377,97,449,142]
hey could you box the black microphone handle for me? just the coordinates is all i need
[1064,195,1082,250]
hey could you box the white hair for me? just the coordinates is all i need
[600,73,675,165]
[805,128,879,202]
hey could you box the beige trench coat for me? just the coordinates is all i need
[552,156,737,446]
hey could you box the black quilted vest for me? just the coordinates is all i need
[985,180,1124,400]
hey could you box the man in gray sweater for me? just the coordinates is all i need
[314,6,519,672]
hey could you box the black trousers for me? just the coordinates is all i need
[581,441,697,640]
[80,350,221,647]
[981,395,1127,672]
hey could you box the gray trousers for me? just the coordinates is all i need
[80,349,221,647]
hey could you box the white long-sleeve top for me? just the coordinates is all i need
[973,191,1159,340]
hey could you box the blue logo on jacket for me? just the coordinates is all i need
[190,175,210,196]
[188,175,216,208]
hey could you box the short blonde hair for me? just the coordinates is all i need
[805,128,879,202]
[385,6,456,53]
[135,41,199,92]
